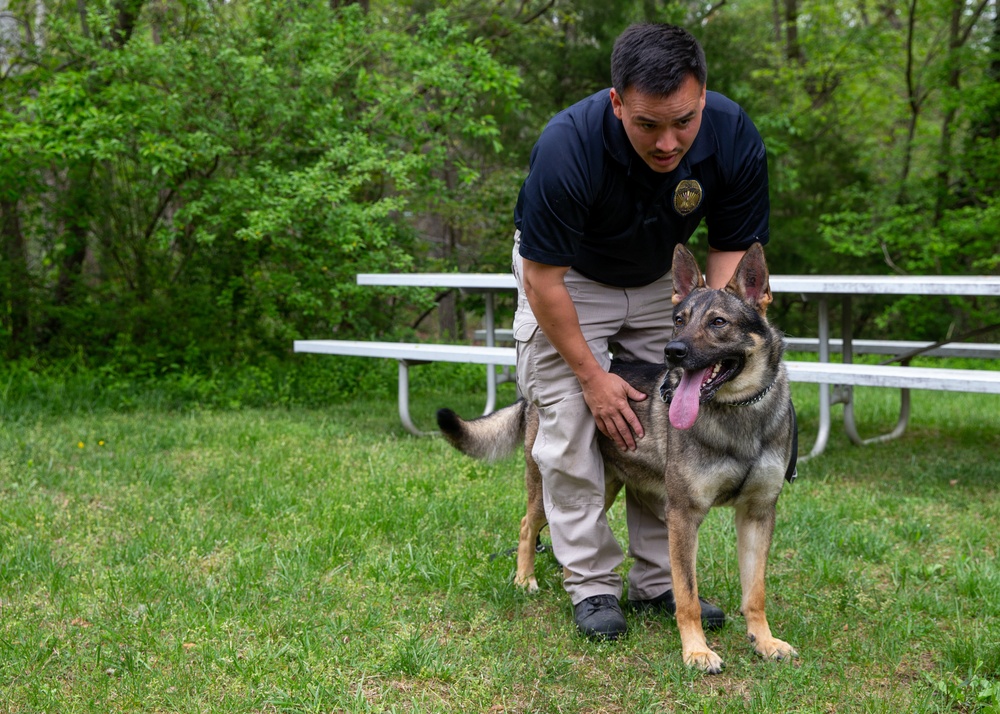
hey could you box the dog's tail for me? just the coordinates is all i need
[436,400,529,462]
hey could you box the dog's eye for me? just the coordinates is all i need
[674,315,685,327]
[711,317,727,327]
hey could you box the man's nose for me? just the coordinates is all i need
[656,130,678,153]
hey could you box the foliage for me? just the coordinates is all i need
[696,0,1000,339]
[926,661,1000,714]
[1,0,998,370]
[0,353,500,414]
[0,0,521,367]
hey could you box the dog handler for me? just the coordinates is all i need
[511,23,770,640]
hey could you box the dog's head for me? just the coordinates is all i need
[660,243,779,430]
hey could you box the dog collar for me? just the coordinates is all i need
[660,374,778,407]
[715,378,777,407]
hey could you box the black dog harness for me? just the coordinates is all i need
[785,400,799,483]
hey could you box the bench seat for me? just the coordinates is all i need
[294,340,516,435]
[784,360,1000,394]
[294,340,516,366]
[294,340,1000,446]
[784,337,1000,360]
[294,340,1000,395]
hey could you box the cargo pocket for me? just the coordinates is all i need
[512,309,538,401]
[512,316,539,343]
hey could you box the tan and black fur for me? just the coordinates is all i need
[437,243,797,673]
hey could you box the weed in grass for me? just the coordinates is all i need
[926,661,1000,714]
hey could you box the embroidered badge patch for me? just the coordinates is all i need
[673,179,704,216]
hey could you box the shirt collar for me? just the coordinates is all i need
[684,103,716,167]
[602,95,633,168]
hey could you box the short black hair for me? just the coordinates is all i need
[610,23,707,97]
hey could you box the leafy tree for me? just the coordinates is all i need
[699,0,997,339]
[1,0,996,374]
[813,0,999,338]
[0,0,522,364]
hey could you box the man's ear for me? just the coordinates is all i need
[725,242,772,315]
[671,244,705,305]
[610,88,624,120]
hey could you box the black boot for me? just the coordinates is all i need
[574,594,628,641]
[629,589,726,630]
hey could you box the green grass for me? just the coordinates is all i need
[1,370,999,712]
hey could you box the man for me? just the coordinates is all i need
[511,23,770,640]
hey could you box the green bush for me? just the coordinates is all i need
[0,356,502,417]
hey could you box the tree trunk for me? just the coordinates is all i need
[989,5,1000,140]
[785,0,803,63]
[110,0,143,48]
[934,0,962,222]
[937,0,992,219]
[1,198,30,356]
[971,2,999,142]
[330,0,369,12]
[898,0,919,203]
[41,158,94,344]
[42,0,146,343]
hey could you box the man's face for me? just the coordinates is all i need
[610,75,707,174]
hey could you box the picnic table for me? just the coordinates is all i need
[771,275,1000,456]
[295,272,1000,456]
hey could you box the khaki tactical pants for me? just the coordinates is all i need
[512,232,675,605]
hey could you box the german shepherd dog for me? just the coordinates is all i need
[437,243,798,673]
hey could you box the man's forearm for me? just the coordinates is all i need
[520,257,646,449]
[522,260,604,385]
[705,247,748,289]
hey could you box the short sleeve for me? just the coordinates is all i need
[515,120,595,266]
[704,110,770,251]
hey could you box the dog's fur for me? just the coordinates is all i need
[437,243,797,673]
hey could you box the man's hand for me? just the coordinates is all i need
[521,257,648,450]
[580,370,647,451]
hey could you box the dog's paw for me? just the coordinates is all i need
[514,574,539,593]
[749,634,798,662]
[683,648,724,675]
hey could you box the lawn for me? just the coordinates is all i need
[1,372,998,712]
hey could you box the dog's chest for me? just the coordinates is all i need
[668,428,787,509]
[695,457,785,508]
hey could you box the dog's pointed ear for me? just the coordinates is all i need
[671,244,705,305]
[725,242,773,315]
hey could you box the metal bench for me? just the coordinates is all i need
[783,337,1000,361]
[784,360,1000,393]
[295,340,1000,451]
[783,337,1000,456]
[294,340,516,435]
[785,359,1000,457]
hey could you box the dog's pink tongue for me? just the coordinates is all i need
[669,367,711,430]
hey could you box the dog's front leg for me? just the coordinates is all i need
[735,505,797,662]
[668,509,723,674]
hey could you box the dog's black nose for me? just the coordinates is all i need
[664,341,688,364]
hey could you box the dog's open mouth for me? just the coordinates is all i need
[667,358,742,431]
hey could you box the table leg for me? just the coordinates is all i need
[841,295,913,445]
[397,360,433,437]
[484,291,497,416]
[839,295,861,445]
[803,296,833,459]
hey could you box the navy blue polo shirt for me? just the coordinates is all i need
[514,89,769,287]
